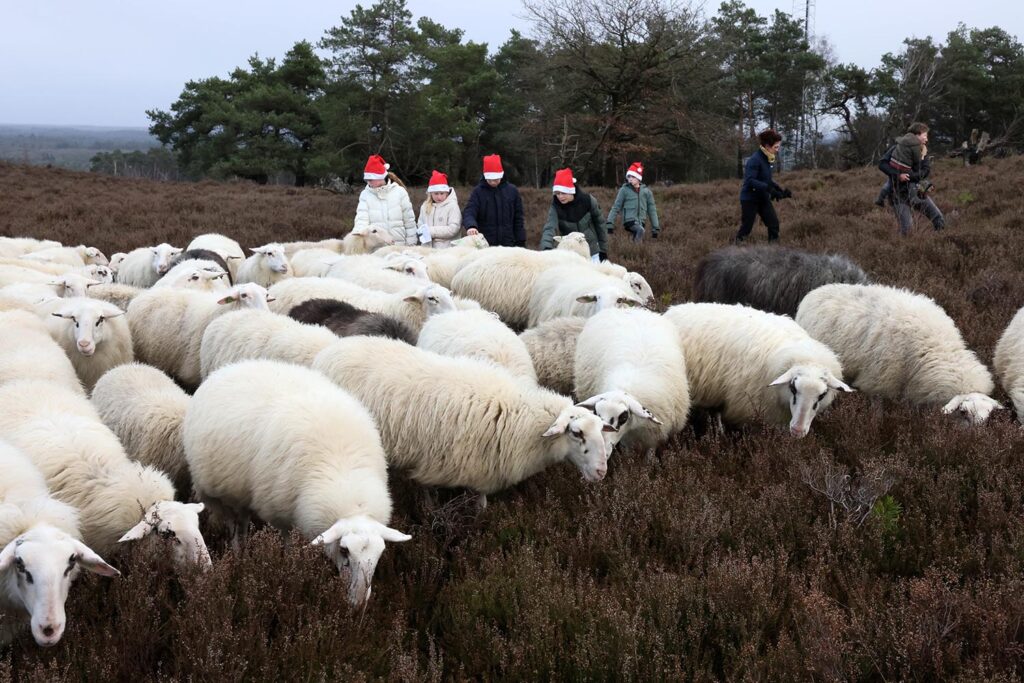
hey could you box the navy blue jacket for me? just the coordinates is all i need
[740,149,782,201]
[462,179,526,247]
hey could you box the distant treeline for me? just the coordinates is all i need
[132,0,1024,187]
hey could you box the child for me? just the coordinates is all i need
[605,162,661,243]
[417,170,463,249]
[354,155,417,246]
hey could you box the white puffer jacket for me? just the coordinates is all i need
[418,189,463,249]
[354,182,418,246]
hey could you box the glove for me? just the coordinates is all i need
[598,252,608,262]
[605,222,614,234]
[781,188,793,199]
[652,231,659,239]
[769,188,783,201]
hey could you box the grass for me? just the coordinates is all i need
[2,157,1024,680]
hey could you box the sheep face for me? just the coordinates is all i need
[553,232,590,258]
[51,300,124,357]
[81,247,108,266]
[769,366,853,438]
[384,257,430,281]
[576,390,663,451]
[542,406,611,482]
[108,253,128,274]
[403,284,456,317]
[216,283,272,310]
[183,268,230,292]
[0,526,118,647]
[312,515,411,608]
[575,287,645,312]
[82,265,114,284]
[351,225,396,249]
[450,233,488,249]
[151,243,183,275]
[47,274,101,298]
[118,501,211,569]
[251,245,290,275]
[942,393,1003,426]
[622,272,654,304]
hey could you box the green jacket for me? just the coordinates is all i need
[540,194,608,256]
[606,183,660,234]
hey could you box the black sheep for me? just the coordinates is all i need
[288,298,417,345]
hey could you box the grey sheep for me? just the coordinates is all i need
[287,299,417,345]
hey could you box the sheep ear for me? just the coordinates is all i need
[618,297,643,308]
[403,293,424,303]
[576,294,598,303]
[826,374,854,393]
[311,522,346,547]
[51,311,74,320]
[575,396,601,409]
[227,255,244,261]
[553,236,564,243]
[104,309,125,319]
[72,540,120,577]
[383,263,404,272]
[351,226,369,236]
[0,539,16,571]
[265,295,276,303]
[375,524,412,543]
[187,503,205,513]
[249,247,261,254]
[217,294,238,305]
[118,520,153,542]
[542,412,572,437]
[768,370,795,387]
[601,423,618,433]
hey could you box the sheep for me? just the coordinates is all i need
[0,439,119,648]
[796,283,1002,424]
[449,233,489,249]
[0,257,73,276]
[311,337,612,499]
[693,245,870,318]
[268,278,461,333]
[280,238,344,258]
[88,283,143,311]
[664,303,852,437]
[528,265,646,327]
[574,308,690,453]
[0,310,84,394]
[21,245,108,268]
[115,243,183,288]
[0,264,62,288]
[341,225,396,255]
[167,248,234,284]
[80,264,114,284]
[185,233,245,279]
[236,243,293,287]
[0,237,61,258]
[37,297,134,393]
[0,270,100,300]
[994,306,1024,422]
[108,252,128,275]
[91,364,191,495]
[0,380,209,566]
[450,247,599,328]
[184,360,411,606]
[290,248,344,277]
[417,309,537,381]
[154,260,231,292]
[288,299,417,344]
[415,247,489,288]
[127,283,271,389]
[520,316,587,396]
[325,255,430,293]
[553,232,591,259]
[199,309,340,379]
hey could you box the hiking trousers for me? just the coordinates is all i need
[735,198,779,242]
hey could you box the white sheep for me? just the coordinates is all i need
[91,363,192,494]
[519,316,587,396]
[268,278,461,333]
[0,439,119,648]
[417,309,537,382]
[88,282,143,311]
[311,337,612,499]
[449,233,489,249]
[236,243,293,287]
[127,283,271,389]
[341,225,396,254]
[186,233,245,279]
[199,309,339,379]
[326,255,430,293]
[665,303,852,437]
[290,248,345,277]
[154,259,231,291]
[115,244,183,287]
[553,232,591,259]
[21,245,108,268]
[796,283,1001,425]
[574,308,690,452]
[528,264,646,327]
[0,237,61,258]
[0,380,209,566]
[414,247,488,288]
[184,360,410,605]
[37,297,134,393]
[0,310,84,394]
[0,257,73,276]
[108,252,128,275]
[994,305,1024,422]
[79,264,114,284]
[280,238,344,258]
[450,247,597,328]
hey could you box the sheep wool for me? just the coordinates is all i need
[417,309,537,381]
[994,305,1024,421]
[519,316,587,396]
[36,297,134,393]
[0,310,84,394]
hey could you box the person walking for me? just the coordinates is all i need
[462,154,525,247]
[605,162,661,242]
[733,129,791,244]
[877,123,944,234]
[417,170,463,249]
[540,168,608,262]
[353,154,417,246]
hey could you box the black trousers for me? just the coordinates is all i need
[735,198,779,241]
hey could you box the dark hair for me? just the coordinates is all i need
[908,122,929,135]
[758,129,782,147]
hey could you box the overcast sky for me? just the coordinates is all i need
[0,0,1019,128]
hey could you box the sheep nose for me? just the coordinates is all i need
[42,625,55,637]
[77,340,90,348]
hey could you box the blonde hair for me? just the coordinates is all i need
[386,171,406,189]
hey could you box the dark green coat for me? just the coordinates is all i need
[539,194,608,256]
[606,183,660,234]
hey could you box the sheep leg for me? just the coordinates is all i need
[476,493,488,512]
[231,511,251,553]
[644,447,658,466]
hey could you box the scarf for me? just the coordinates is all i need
[760,146,776,164]
[553,189,592,224]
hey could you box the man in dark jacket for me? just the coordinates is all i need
[734,129,791,243]
[877,123,944,235]
[462,154,526,247]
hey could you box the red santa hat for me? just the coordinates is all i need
[626,162,643,182]
[427,170,450,193]
[552,168,576,195]
[482,154,504,180]
[363,154,390,180]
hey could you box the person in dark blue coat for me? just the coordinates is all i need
[462,154,526,247]
[734,129,791,243]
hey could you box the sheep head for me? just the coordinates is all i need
[118,501,211,569]
[768,366,853,438]
[542,406,611,482]
[942,393,1003,426]
[311,515,411,608]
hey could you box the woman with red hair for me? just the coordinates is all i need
[734,129,791,244]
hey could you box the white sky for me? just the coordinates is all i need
[0,0,1018,128]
